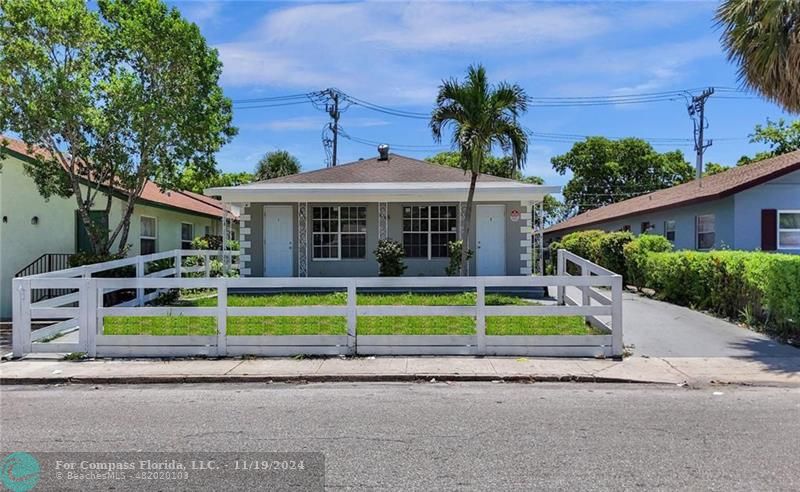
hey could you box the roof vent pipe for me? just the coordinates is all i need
[377,144,390,161]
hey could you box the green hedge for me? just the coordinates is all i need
[645,251,800,340]
[549,230,799,340]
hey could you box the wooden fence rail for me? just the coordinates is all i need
[12,249,622,358]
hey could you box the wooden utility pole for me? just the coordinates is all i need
[327,90,340,167]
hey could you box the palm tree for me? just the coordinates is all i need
[717,0,800,112]
[255,150,301,181]
[430,64,528,275]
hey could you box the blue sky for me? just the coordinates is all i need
[171,0,791,187]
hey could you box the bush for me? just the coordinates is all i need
[644,251,800,341]
[623,234,673,287]
[548,230,605,275]
[68,250,134,277]
[445,240,473,276]
[597,231,635,277]
[374,239,407,276]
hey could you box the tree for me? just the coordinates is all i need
[430,64,528,275]
[0,0,236,255]
[737,118,800,165]
[426,151,521,179]
[177,167,253,194]
[254,150,301,181]
[551,137,693,214]
[703,162,729,176]
[717,0,800,113]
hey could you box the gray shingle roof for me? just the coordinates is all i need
[259,154,515,184]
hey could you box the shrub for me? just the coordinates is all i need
[548,230,605,274]
[68,250,134,277]
[597,231,635,277]
[643,251,800,341]
[374,239,407,276]
[623,234,673,287]
[445,240,474,276]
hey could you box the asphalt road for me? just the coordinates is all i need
[1,382,799,490]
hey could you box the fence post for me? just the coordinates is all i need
[611,274,623,358]
[78,276,90,354]
[85,278,98,357]
[216,278,227,357]
[556,249,565,305]
[476,279,486,355]
[136,256,145,306]
[12,279,31,358]
[174,251,182,278]
[581,262,590,307]
[346,280,357,355]
[204,251,211,278]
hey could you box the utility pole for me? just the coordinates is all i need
[688,87,714,186]
[326,89,340,167]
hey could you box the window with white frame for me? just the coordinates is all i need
[312,206,367,260]
[181,223,194,249]
[778,210,800,249]
[402,205,457,258]
[140,216,157,254]
[664,220,676,242]
[696,214,715,250]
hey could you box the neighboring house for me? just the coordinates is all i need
[0,136,237,319]
[543,150,800,253]
[206,147,558,278]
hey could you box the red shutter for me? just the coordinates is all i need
[761,209,777,251]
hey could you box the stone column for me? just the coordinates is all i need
[378,202,388,241]
[297,202,308,277]
[520,200,533,275]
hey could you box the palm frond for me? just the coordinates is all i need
[716,0,800,112]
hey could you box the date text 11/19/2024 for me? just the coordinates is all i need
[54,459,308,472]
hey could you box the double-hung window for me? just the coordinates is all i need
[664,220,676,242]
[140,216,157,254]
[778,210,800,250]
[696,214,715,250]
[312,206,367,260]
[402,205,457,259]
[181,223,194,249]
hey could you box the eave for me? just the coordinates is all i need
[205,182,561,204]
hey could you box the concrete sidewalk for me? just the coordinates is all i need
[2,356,798,387]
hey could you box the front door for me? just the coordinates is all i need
[476,205,506,276]
[75,210,109,254]
[264,206,293,277]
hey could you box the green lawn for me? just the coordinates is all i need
[103,292,601,337]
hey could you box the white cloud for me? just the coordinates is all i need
[177,1,223,28]
[215,2,618,103]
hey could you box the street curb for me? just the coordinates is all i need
[0,374,671,385]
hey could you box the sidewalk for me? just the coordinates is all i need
[2,356,798,387]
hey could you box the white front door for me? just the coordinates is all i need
[264,206,293,277]
[476,205,506,276]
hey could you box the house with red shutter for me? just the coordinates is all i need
[543,151,800,253]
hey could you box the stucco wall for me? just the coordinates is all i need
[244,200,530,278]
[0,154,226,319]
[733,169,800,252]
[544,195,736,251]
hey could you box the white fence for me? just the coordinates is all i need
[12,249,622,358]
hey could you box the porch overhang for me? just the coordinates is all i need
[205,182,561,203]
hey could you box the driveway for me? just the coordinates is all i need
[620,292,800,358]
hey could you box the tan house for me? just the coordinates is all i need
[0,136,237,319]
